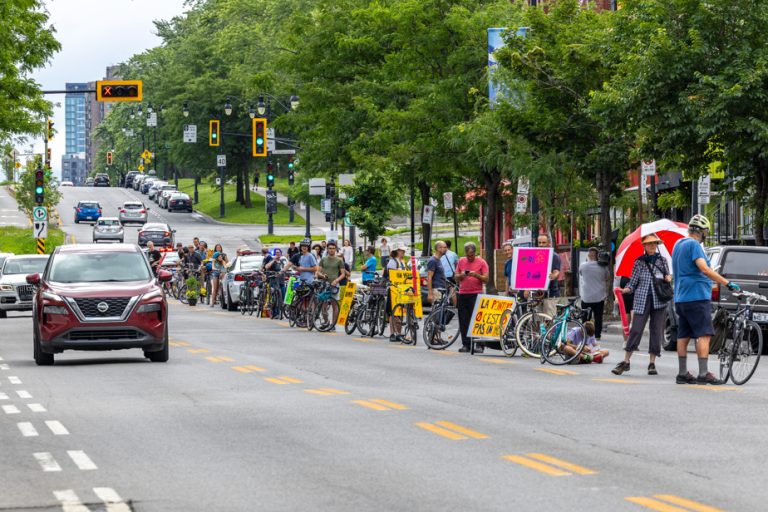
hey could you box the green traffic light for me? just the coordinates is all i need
[288,162,294,169]
[256,137,264,145]
[35,186,44,194]
[267,174,274,180]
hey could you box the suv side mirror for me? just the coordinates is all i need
[157,269,173,283]
[26,273,40,285]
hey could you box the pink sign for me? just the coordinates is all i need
[510,247,553,290]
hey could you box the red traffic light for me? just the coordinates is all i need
[106,151,113,166]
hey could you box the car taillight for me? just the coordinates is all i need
[120,209,126,213]
[76,208,81,213]
[140,209,146,214]
[234,274,245,281]
[712,285,720,302]
[98,209,102,214]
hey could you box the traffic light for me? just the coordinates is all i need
[266,161,275,189]
[46,120,54,141]
[252,118,267,157]
[287,157,295,184]
[34,169,44,204]
[96,80,142,102]
[106,151,113,166]
[45,148,52,167]
[325,182,335,199]
[209,120,220,147]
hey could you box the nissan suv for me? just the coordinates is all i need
[664,245,768,351]
[26,244,172,365]
[0,255,50,318]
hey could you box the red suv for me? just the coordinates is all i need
[26,244,172,365]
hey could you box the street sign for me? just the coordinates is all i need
[309,177,326,196]
[33,220,47,239]
[515,194,528,214]
[338,173,355,186]
[146,112,157,127]
[321,198,332,213]
[422,205,434,224]
[517,177,530,195]
[32,206,47,222]
[267,128,275,139]
[344,215,353,227]
[443,192,453,210]
[217,154,226,167]
[267,138,276,153]
[698,175,711,205]
[183,125,197,143]
[266,190,278,214]
[215,177,221,186]
[141,149,152,160]
[138,164,145,172]
[641,160,657,176]
[15,162,21,169]
[271,149,296,155]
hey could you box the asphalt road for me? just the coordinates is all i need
[1,186,765,511]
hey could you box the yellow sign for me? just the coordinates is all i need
[467,294,517,340]
[15,161,21,169]
[389,269,423,318]
[138,164,145,172]
[36,238,46,254]
[336,283,357,325]
[709,161,725,180]
[141,149,152,160]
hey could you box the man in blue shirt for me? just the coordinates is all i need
[296,239,318,283]
[673,215,740,385]
[361,246,377,284]
[427,241,448,304]
[441,240,459,282]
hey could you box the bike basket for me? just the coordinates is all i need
[370,284,388,296]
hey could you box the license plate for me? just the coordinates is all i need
[753,312,768,322]
[86,216,93,220]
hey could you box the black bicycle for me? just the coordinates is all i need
[423,284,460,350]
[717,290,765,385]
[355,277,388,337]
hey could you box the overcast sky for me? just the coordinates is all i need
[30,0,188,176]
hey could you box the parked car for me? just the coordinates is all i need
[27,243,171,365]
[92,217,124,243]
[0,253,13,274]
[118,201,149,225]
[156,186,178,207]
[222,253,265,311]
[73,200,102,224]
[0,255,49,318]
[159,251,180,269]
[85,177,94,186]
[167,192,193,213]
[133,174,147,191]
[148,181,167,201]
[59,181,74,187]
[140,177,157,194]
[124,171,139,188]
[137,222,175,248]
[664,245,768,351]
[94,173,110,187]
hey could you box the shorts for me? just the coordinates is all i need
[675,300,714,339]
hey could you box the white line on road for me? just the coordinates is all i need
[27,403,46,412]
[17,422,39,437]
[2,404,20,414]
[0,392,8,400]
[46,420,70,435]
[93,487,132,512]
[0,356,4,360]
[67,450,98,471]
[0,363,9,370]
[8,376,21,384]
[34,452,62,472]
[53,489,90,512]
[16,390,32,399]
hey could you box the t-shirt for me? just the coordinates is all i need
[362,256,378,282]
[456,257,489,295]
[186,251,202,269]
[566,327,599,350]
[441,250,459,278]
[298,252,318,283]
[319,256,344,282]
[504,258,513,287]
[287,247,299,259]
[290,252,301,267]
[549,252,562,297]
[264,254,283,272]
[672,237,712,303]
[579,260,609,303]
[385,258,405,279]
[147,250,161,273]
[427,256,446,290]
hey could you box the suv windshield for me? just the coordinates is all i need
[48,252,151,283]
[2,258,47,275]
[722,251,768,280]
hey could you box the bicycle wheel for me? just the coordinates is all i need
[423,306,460,350]
[269,287,283,320]
[718,343,732,383]
[356,303,375,336]
[306,298,316,331]
[314,299,339,332]
[205,277,212,305]
[177,284,189,305]
[499,308,518,357]
[375,299,387,336]
[344,303,359,335]
[515,311,553,358]
[258,288,272,318]
[392,304,417,344]
[239,286,248,315]
[730,320,763,385]
[247,287,257,316]
[542,320,585,365]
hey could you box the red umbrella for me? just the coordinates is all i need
[614,219,689,278]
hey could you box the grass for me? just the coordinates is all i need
[259,234,324,244]
[175,178,305,225]
[0,226,65,254]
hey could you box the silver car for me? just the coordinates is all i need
[222,253,264,311]
[148,181,167,200]
[133,174,147,190]
[92,217,125,243]
[157,186,178,207]
[118,201,149,225]
[0,255,49,318]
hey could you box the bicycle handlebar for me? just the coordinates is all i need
[734,290,768,302]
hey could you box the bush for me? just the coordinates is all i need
[185,276,200,299]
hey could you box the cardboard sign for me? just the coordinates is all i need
[467,295,517,340]
[388,269,423,318]
[336,283,357,325]
[510,247,553,291]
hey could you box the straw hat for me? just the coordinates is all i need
[641,233,663,245]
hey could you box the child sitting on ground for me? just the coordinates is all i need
[563,321,609,364]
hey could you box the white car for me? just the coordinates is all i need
[92,217,124,243]
[157,186,178,208]
[0,255,49,318]
[59,181,74,187]
[222,253,264,311]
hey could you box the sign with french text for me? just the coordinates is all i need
[336,283,357,325]
[388,269,423,318]
[510,247,553,291]
[467,294,517,340]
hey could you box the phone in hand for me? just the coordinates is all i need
[464,270,470,276]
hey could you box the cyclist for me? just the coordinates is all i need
[295,239,318,283]
[317,241,346,296]
[672,214,740,385]
[146,241,162,276]
[209,250,226,307]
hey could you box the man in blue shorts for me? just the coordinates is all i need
[672,215,740,385]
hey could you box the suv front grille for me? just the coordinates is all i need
[74,297,132,318]
[16,285,33,301]
[65,329,140,341]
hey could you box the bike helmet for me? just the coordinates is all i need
[299,238,312,248]
[688,214,711,231]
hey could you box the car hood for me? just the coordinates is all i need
[0,275,33,286]
[45,280,157,298]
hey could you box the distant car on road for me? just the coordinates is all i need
[27,243,172,365]
[133,174,147,191]
[137,222,175,248]
[148,181,167,201]
[73,200,102,224]
[140,177,157,194]
[85,177,94,187]
[92,217,124,243]
[167,192,193,212]
[156,185,178,207]
[94,173,110,187]
[59,181,74,187]
[0,255,49,318]
[118,201,149,225]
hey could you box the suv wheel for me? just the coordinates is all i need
[144,325,169,362]
[33,321,54,366]
[0,310,6,319]
[663,314,677,351]
[226,289,237,311]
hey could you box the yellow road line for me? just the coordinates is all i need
[206,357,222,362]
[353,400,391,411]
[169,341,191,347]
[432,350,458,356]
[187,348,210,354]
[244,365,266,372]
[526,453,596,475]
[653,495,724,512]
[683,385,741,393]
[535,367,577,376]
[278,376,303,384]
[368,399,408,410]
[434,421,488,439]
[391,345,417,350]
[415,422,467,440]
[231,366,253,374]
[277,322,289,327]
[317,388,350,395]
[206,356,235,363]
[478,358,514,364]
[304,389,334,396]
[352,337,372,343]
[264,377,290,385]
[625,497,690,512]
[592,378,640,384]
[502,455,570,477]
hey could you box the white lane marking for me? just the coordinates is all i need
[0,356,4,360]
[53,489,90,512]
[93,487,132,512]
[17,422,39,437]
[67,450,98,471]
[8,376,21,384]
[27,403,46,412]
[34,452,62,472]
[0,363,9,370]
[16,390,32,399]
[2,404,20,414]
[0,392,8,400]
[46,420,70,436]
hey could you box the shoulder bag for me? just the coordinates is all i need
[645,260,674,303]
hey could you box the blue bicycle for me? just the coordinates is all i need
[540,298,589,366]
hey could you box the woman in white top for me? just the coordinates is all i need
[341,239,354,266]
[386,243,407,342]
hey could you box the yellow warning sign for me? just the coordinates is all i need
[141,149,152,160]
[138,164,145,172]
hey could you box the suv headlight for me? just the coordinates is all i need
[42,291,64,302]
[43,305,69,315]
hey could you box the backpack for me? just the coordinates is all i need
[710,307,730,353]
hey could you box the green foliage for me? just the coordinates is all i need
[185,276,199,299]
[0,225,64,254]
[344,166,406,242]
[657,189,690,211]
[14,158,61,216]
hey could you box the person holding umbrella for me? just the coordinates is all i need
[612,233,672,376]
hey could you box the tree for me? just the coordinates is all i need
[344,165,406,243]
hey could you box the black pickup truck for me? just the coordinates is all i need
[664,245,768,351]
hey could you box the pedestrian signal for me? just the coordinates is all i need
[96,80,142,102]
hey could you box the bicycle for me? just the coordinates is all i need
[512,297,553,358]
[423,284,460,350]
[539,298,589,366]
[306,280,339,332]
[344,284,368,335]
[717,290,765,385]
[239,271,262,316]
[356,277,388,337]
[391,285,419,345]
[176,268,204,305]
[286,280,313,328]
[498,297,538,357]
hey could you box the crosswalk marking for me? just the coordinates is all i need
[34,452,62,472]
[28,403,46,412]
[53,489,89,512]
[17,422,39,437]
[626,495,724,512]
[3,404,20,414]
[503,453,596,477]
[0,392,8,400]
[8,376,22,384]
[67,450,97,471]
[16,390,32,398]
[46,420,70,436]
[93,487,132,512]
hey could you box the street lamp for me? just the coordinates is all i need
[257,97,267,116]
[224,97,233,117]
[182,102,189,118]
[290,95,300,111]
